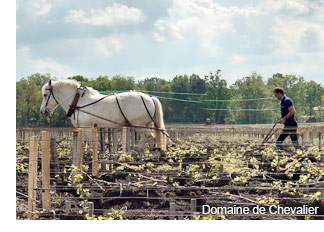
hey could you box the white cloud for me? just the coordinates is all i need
[259,0,310,16]
[65,3,145,27]
[17,46,76,78]
[28,0,52,16]
[154,0,324,58]
[16,0,324,84]
[154,0,256,55]
[94,36,122,58]
[153,33,165,43]
[35,59,74,76]
[232,55,245,63]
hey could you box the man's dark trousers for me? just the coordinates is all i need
[276,118,301,149]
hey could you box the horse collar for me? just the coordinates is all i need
[66,88,85,117]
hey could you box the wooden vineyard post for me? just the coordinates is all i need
[319,133,322,149]
[99,128,106,153]
[190,199,197,220]
[126,127,130,153]
[41,131,51,211]
[169,202,176,220]
[77,128,83,169]
[113,128,118,154]
[130,128,135,151]
[122,127,126,153]
[107,128,112,152]
[18,129,23,143]
[28,136,38,220]
[92,127,98,176]
[50,138,60,176]
[65,200,72,214]
[99,128,106,171]
[88,202,94,217]
[122,126,130,153]
[110,128,118,170]
[301,133,305,148]
[305,131,310,146]
[22,129,26,145]
[72,131,78,167]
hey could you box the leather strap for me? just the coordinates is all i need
[66,92,80,117]
[115,94,131,126]
[140,94,158,128]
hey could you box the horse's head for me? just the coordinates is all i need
[40,80,60,117]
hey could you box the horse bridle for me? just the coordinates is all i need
[44,86,60,110]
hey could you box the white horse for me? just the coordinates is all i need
[40,79,167,151]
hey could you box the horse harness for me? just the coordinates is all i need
[45,86,178,143]
[46,86,156,129]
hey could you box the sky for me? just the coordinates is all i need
[16,0,324,84]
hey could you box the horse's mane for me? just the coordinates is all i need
[52,79,101,96]
[52,79,81,89]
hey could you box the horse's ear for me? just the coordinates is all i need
[48,79,52,86]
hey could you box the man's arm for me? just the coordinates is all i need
[278,106,296,124]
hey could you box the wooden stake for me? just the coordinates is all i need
[65,200,71,214]
[122,127,127,153]
[72,131,78,167]
[50,138,60,176]
[41,131,51,211]
[28,136,38,220]
[92,127,98,176]
[319,133,322,148]
[302,134,305,147]
[88,202,94,217]
[126,127,130,153]
[107,128,112,152]
[130,128,135,151]
[190,199,197,220]
[113,128,118,153]
[99,128,105,153]
[169,202,175,220]
[77,128,83,169]
[22,130,26,145]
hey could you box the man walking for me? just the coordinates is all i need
[273,87,301,150]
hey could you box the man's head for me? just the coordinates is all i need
[273,87,284,100]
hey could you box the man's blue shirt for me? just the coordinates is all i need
[281,96,294,119]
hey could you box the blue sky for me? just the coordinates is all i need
[16,0,324,84]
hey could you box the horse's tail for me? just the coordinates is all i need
[152,96,167,151]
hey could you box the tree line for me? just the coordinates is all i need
[16,71,324,127]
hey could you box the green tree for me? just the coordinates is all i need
[305,80,324,120]
[232,72,276,124]
[203,70,231,124]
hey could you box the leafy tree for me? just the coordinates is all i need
[231,72,276,124]
[305,80,324,120]
[203,70,231,124]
